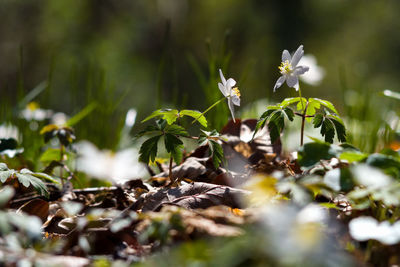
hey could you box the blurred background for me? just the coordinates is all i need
[1,0,400,154]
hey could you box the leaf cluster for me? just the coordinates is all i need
[0,163,58,198]
[142,109,208,128]
[138,119,189,165]
[254,97,346,144]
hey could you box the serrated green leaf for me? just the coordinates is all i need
[253,118,267,138]
[139,135,162,164]
[313,114,324,128]
[164,133,184,164]
[306,99,321,117]
[165,124,189,137]
[16,170,49,198]
[162,110,179,125]
[180,110,207,128]
[321,118,335,143]
[141,109,164,123]
[280,97,302,108]
[209,140,224,168]
[311,98,338,114]
[296,98,307,111]
[142,109,179,125]
[331,117,347,143]
[267,110,285,143]
[283,107,294,121]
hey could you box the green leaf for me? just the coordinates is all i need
[142,109,179,125]
[283,107,295,121]
[165,124,189,137]
[310,98,338,114]
[321,118,335,143]
[330,116,347,143]
[31,172,59,184]
[139,135,162,164]
[313,114,324,128]
[135,125,162,137]
[267,110,285,143]
[280,97,302,108]
[297,142,343,167]
[0,170,14,183]
[306,98,321,117]
[164,133,184,164]
[16,169,49,198]
[296,98,307,111]
[180,110,207,128]
[339,151,368,163]
[209,140,224,168]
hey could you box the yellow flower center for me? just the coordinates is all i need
[278,60,292,74]
[27,102,40,111]
[232,87,241,98]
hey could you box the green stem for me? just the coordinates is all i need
[298,85,307,146]
[191,97,226,124]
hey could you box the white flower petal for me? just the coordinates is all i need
[293,66,309,76]
[226,78,236,88]
[219,69,226,85]
[349,216,379,242]
[218,83,229,96]
[273,76,286,92]
[286,75,299,88]
[227,99,236,122]
[282,50,291,62]
[231,95,240,106]
[291,45,304,67]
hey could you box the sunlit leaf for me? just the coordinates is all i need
[180,109,208,127]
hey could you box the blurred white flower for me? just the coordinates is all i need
[75,141,148,184]
[352,164,393,189]
[125,108,137,128]
[20,102,53,121]
[349,216,400,245]
[218,69,241,122]
[0,123,19,140]
[51,112,69,126]
[298,54,325,86]
[274,45,309,92]
[296,203,328,224]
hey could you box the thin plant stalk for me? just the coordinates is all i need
[298,85,306,146]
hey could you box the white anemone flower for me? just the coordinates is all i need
[273,45,310,92]
[218,69,241,122]
[298,54,325,86]
[20,102,53,121]
[75,141,148,184]
[349,216,400,245]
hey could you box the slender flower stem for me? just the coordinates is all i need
[298,85,307,146]
[191,97,226,124]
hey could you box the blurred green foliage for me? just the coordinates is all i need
[1,0,400,152]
